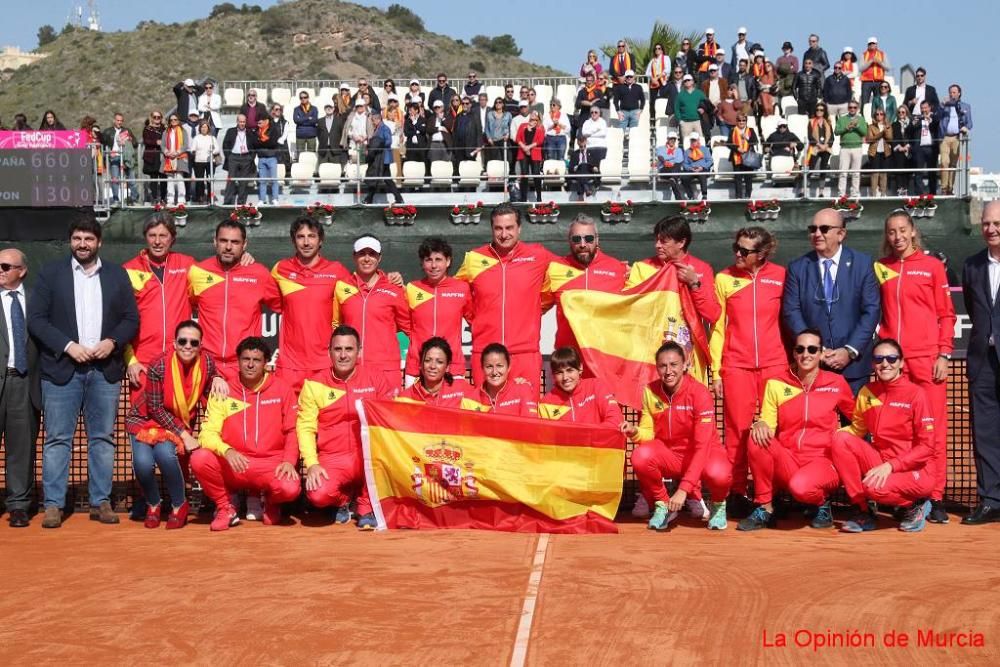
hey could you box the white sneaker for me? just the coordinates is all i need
[245,493,263,521]
[685,497,710,521]
[631,493,650,518]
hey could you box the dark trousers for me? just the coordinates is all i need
[808,151,831,179]
[971,349,1000,503]
[890,150,912,193]
[860,81,881,106]
[733,164,754,198]
[798,97,818,118]
[192,162,212,202]
[681,172,709,199]
[519,158,542,201]
[144,171,167,203]
[223,154,256,205]
[913,145,938,195]
[658,165,685,199]
[364,160,402,203]
[1,373,39,512]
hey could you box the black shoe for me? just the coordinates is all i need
[961,502,1000,525]
[394,197,404,204]
[362,198,374,205]
[7,509,30,528]
[927,500,949,524]
[726,493,755,519]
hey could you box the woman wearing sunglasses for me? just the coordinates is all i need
[873,210,955,523]
[125,320,227,529]
[538,347,624,428]
[739,329,855,531]
[831,338,937,532]
[708,227,785,514]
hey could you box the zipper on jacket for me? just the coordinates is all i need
[222,270,230,360]
[895,257,904,346]
[751,270,760,367]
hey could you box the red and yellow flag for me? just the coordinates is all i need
[359,400,624,533]
[563,267,707,409]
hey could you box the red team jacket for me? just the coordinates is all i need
[470,381,539,416]
[844,376,935,472]
[874,252,956,359]
[271,255,348,372]
[541,250,627,351]
[538,377,623,427]
[199,373,299,464]
[188,257,282,365]
[332,272,411,374]
[397,378,480,409]
[123,250,196,366]
[709,261,787,371]
[625,254,722,325]
[758,368,855,459]
[404,276,472,377]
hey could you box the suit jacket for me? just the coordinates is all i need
[26,257,139,385]
[962,249,1000,381]
[317,114,346,155]
[903,84,940,111]
[221,126,255,172]
[782,245,881,380]
[0,290,41,410]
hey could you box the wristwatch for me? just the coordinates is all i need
[690,280,702,290]
[938,353,952,361]
[845,347,858,361]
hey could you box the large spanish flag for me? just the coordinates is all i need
[359,399,624,533]
[562,267,708,410]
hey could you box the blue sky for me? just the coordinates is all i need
[4,0,998,169]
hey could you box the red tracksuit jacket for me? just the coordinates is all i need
[709,261,787,371]
[539,377,623,427]
[123,250,195,366]
[198,373,299,464]
[296,365,394,467]
[188,257,282,365]
[404,276,472,377]
[468,381,538,416]
[844,376,935,471]
[759,368,855,460]
[541,250,627,351]
[874,252,956,358]
[271,255,348,372]
[397,377,480,409]
[456,241,556,354]
[332,272,411,374]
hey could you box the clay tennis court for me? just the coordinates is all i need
[1,511,996,665]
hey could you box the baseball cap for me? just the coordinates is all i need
[842,46,854,54]
[667,130,678,139]
[738,26,748,34]
[340,82,350,89]
[708,64,719,71]
[387,93,399,101]
[183,78,195,87]
[705,27,715,35]
[518,100,529,107]
[867,36,878,44]
[716,48,726,55]
[355,99,366,107]
[624,69,635,77]
[689,132,701,140]
[682,74,694,82]
[432,100,444,108]
[353,237,382,254]
[409,78,420,85]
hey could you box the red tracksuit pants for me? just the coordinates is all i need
[305,451,372,515]
[471,351,543,389]
[190,448,301,508]
[631,440,732,504]
[830,432,935,509]
[747,440,840,505]
[721,364,785,495]
[904,355,948,500]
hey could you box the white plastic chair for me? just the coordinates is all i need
[458,160,482,187]
[430,160,454,187]
[270,87,292,107]
[402,160,426,188]
[223,88,244,108]
[318,162,342,191]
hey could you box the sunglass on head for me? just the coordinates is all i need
[571,234,596,243]
[873,354,900,365]
[732,244,759,257]
[176,337,201,348]
[794,345,821,355]
[0,262,24,272]
[808,224,842,234]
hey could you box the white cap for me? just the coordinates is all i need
[353,237,382,254]
[409,78,420,85]
[432,100,444,108]
[843,46,854,54]
[716,48,726,55]
[867,36,878,44]
[738,26,748,34]
[708,64,719,71]
[387,93,399,101]
[666,130,678,139]
[518,100,529,107]
[682,74,694,82]
[354,99,366,107]
[624,69,635,77]
[705,27,715,34]
[688,132,701,141]
[183,78,195,87]
[340,82,350,89]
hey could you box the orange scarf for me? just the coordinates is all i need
[731,127,750,165]
[550,110,562,133]
[617,52,633,75]
[135,353,207,452]
[752,62,765,78]
[842,60,855,75]
[162,125,187,172]
[300,102,312,113]
[650,55,668,84]
[689,145,703,161]
[584,84,599,101]
[699,41,718,71]
[258,120,270,142]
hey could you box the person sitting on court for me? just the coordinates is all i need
[538,347,623,427]
[471,343,538,416]
[125,320,226,529]
[397,337,478,409]
[739,329,855,532]
[831,338,937,533]
[623,342,732,531]
[191,336,301,532]
[297,325,395,531]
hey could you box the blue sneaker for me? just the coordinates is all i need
[899,499,931,532]
[334,505,352,524]
[810,501,834,529]
[841,508,877,533]
[357,512,378,531]
[737,505,773,531]
[647,500,671,531]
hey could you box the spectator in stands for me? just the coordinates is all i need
[102,112,139,204]
[363,111,404,205]
[911,100,940,195]
[728,114,759,199]
[608,38,634,85]
[822,61,853,117]
[509,101,531,185]
[938,84,973,195]
[581,50,603,78]
[542,99,570,161]
[342,99,373,163]
[527,88,544,117]
[675,38,694,75]
[464,71,482,98]
[755,58,777,117]
[871,82,898,124]
[352,78,380,112]
[681,132,712,201]
[27,218,139,529]
[662,65,686,126]
[318,102,347,167]
[221,114,254,205]
[404,79,425,111]
[427,100,452,163]
[428,73,457,112]
[646,43,671,114]
[239,89,267,127]
[11,113,29,130]
[383,79,397,101]
[198,82,222,134]
[806,102,834,197]
[451,95,480,176]
[580,107,608,166]
[568,136,598,198]
[515,111,544,203]
[81,116,105,180]
[595,72,613,121]
[835,101,868,197]
[793,58,823,118]
[803,34,830,77]
[474,92,490,157]
[404,99,429,169]
[765,119,803,160]
[142,111,167,204]
[519,85,531,107]
[383,94,404,178]
[183,110,201,145]
[251,116,281,205]
[444,94,462,140]
[655,131,686,200]
[502,83,519,116]
[716,84,742,138]
[190,121,220,204]
[575,71,602,133]
[839,47,858,79]
[730,27,751,70]
[292,90,318,154]
[269,104,293,170]
[173,78,204,119]
[775,42,799,99]
[890,104,914,195]
[38,109,65,130]
[484,97,511,168]
[859,37,889,106]
[732,60,758,116]
[702,64,727,113]
[695,28,721,83]
[675,74,707,142]
[614,70,645,133]
[903,67,939,113]
[866,109,893,197]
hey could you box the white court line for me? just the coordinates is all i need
[510,533,550,667]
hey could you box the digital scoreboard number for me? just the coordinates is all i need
[0,149,95,207]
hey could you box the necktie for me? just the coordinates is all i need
[8,291,27,375]
[822,259,835,313]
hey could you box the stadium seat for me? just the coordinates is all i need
[556,84,578,111]
[297,151,318,172]
[223,88,244,108]
[276,163,286,181]
[289,162,313,191]
[485,159,508,184]
[318,87,338,108]
[599,158,622,185]
[430,161,454,187]
[787,114,808,143]
[862,103,873,122]
[485,85,504,103]
[270,87,292,107]
[318,162,342,191]
[534,84,553,107]
[605,127,625,153]
[402,160,426,188]
[760,115,781,140]
[344,162,363,187]
[542,159,565,188]
[389,162,398,179]
[770,155,796,183]
[654,98,670,119]
[458,160,482,188]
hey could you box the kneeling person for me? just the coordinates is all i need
[398,337,478,408]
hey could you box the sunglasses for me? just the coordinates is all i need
[808,224,843,234]
[152,115,162,119]
[300,95,309,99]
[0,262,24,272]
[732,244,759,257]
[571,234,596,243]
[794,345,820,355]
[176,338,201,348]
[873,354,900,365]
[848,106,859,110]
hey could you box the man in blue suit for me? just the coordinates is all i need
[782,208,881,395]
[961,200,1000,524]
[27,218,139,529]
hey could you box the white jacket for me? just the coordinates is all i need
[580,117,608,148]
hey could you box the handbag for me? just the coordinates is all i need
[742,150,762,170]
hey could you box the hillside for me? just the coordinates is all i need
[0,0,565,128]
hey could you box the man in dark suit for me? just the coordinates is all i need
[568,136,599,198]
[317,102,347,168]
[0,248,40,527]
[961,200,1000,524]
[782,208,881,395]
[902,67,940,113]
[27,219,139,529]
[221,114,256,205]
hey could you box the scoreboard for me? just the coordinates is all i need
[0,149,96,207]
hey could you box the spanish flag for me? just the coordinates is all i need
[359,400,624,533]
[562,267,707,410]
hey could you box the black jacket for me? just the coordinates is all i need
[404,114,429,151]
[793,70,823,102]
[765,129,804,156]
[428,85,458,112]
[613,83,646,111]
[802,47,830,75]
[100,126,138,149]
[250,124,280,158]
[903,84,940,112]
[317,114,346,154]
[822,74,853,105]
[221,126,253,171]
[173,82,205,119]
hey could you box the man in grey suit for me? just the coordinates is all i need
[0,248,40,527]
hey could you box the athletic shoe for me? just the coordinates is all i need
[707,501,728,530]
[726,493,755,519]
[840,508,877,533]
[927,500,949,524]
[165,501,190,530]
[261,500,282,526]
[210,504,240,532]
[143,505,162,529]
[647,500,672,532]
[685,497,709,521]
[737,505,773,531]
[899,499,931,532]
[810,501,834,529]
[631,493,650,519]
[334,505,352,524]
[357,513,378,531]
[245,493,263,521]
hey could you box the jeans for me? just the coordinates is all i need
[42,369,121,509]
[130,436,187,509]
[109,158,138,202]
[542,134,567,161]
[257,156,280,202]
[620,109,641,131]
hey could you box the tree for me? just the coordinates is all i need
[385,4,424,32]
[600,21,702,74]
[471,34,522,57]
[37,25,57,48]
[210,3,238,17]
[61,23,76,36]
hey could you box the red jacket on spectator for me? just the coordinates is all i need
[515,121,544,161]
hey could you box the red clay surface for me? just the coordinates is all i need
[1,511,998,665]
